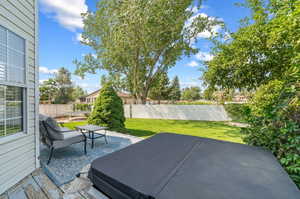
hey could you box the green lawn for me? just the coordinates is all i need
[63,118,243,143]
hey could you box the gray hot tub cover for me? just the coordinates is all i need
[88,133,300,199]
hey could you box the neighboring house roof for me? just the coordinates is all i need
[80,89,132,99]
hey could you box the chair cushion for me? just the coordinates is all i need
[43,116,64,140]
[60,127,71,131]
[53,131,84,149]
[39,114,53,144]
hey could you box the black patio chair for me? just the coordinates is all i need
[39,114,87,164]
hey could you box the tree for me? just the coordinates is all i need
[213,89,235,104]
[203,0,299,90]
[88,84,125,131]
[149,71,170,104]
[169,76,181,101]
[100,73,127,92]
[72,86,87,100]
[202,87,215,100]
[243,74,300,188]
[181,87,201,101]
[39,67,87,104]
[54,67,74,104]
[75,0,219,104]
[39,79,58,103]
[202,0,300,187]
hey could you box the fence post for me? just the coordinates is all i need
[129,104,132,118]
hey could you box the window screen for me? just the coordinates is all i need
[0,25,26,138]
[0,25,25,84]
[0,85,23,137]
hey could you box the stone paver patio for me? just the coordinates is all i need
[0,132,142,199]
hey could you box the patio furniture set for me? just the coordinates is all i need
[39,114,108,164]
[39,115,300,199]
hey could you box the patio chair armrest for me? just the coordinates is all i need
[45,122,77,133]
[57,121,65,127]
[59,129,76,133]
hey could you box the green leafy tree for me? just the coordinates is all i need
[54,67,74,104]
[72,86,87,100]
[169,76,181,102]
[202,87,215,100]
[100,73,127,92]
[39,78,58,103]
[149,71,170,104]
[202,0,300,187]
[75,0,219,104]
[88,84,125,131]
[181,87,201,101]
[213,89,235,104]
[243,73,300,188]
[203,0,299,90]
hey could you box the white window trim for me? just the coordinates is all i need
[0,86,27,140]
[0,132,27,145]
[0,25,28,141]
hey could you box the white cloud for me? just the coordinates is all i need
[40,0,88,31]
[76,82,100,93]
[195,51,214,62]
[186,6,199,14]
[180,81,199,88]
[77,83,89,88]
[185,11,223,44]
[187,61,199,67]
[74,75,84,80]
[39,66,58,75]
[201,5,210,10]
[39,79,47,84]
[197,24,222,39]
[187,4,209,14]
[92,54,97,59]
[81,53,97,59]
[76,33,83,42]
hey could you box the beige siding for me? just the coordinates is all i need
[0,0,38,194]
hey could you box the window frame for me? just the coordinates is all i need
[0,25,28,141]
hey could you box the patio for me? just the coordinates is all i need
[0,168,107,199]
[0,132,142,199]
[1,130,299,199]
[40,131,142,186]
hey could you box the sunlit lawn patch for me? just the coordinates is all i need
[63,118,243,144]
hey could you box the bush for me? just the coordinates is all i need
[175,101,215,105]
[242,79,300,188]
[73,103,91,111]
[88,84,125,131]
[224,103,250,123]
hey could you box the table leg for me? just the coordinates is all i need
[92,131,94,149]
[104,130,108,144]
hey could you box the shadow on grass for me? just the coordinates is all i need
[222,129,243,139]
[126,128,156,137]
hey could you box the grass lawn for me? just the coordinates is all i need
[63,118,243,143]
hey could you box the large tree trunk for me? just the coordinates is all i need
[137,86,150,104]
[140,96,147,104]
[136,91,148,104]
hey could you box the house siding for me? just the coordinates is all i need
[0,0,39,194]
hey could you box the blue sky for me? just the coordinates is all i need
[39,0,250,93]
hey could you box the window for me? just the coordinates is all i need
[0,25,26,138]
[0,25,26,83]
[0,86,24,137]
